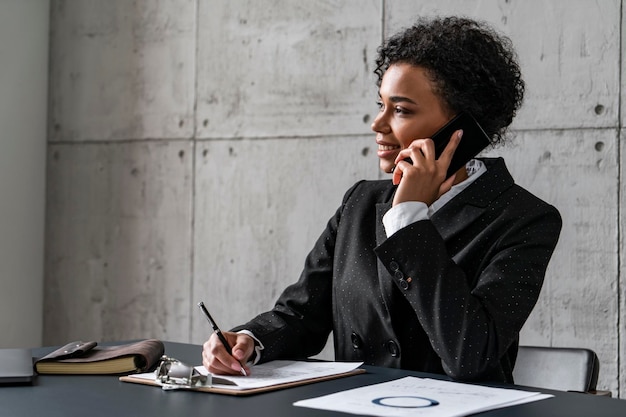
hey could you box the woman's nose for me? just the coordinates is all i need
[371,111,390,133]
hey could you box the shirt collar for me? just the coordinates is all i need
[428,159,487,215]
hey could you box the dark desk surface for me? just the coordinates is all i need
[2,341,624,417]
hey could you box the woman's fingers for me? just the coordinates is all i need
[391,130,464,205]
[202,332,253,375]
[437,129,464,169]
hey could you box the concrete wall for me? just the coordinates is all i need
[0,0,49,348]
[44,0,626,396]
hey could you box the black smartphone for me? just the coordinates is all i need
[431,112,491,178]
[399,112,492,179]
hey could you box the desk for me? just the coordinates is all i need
[2,341,625,417]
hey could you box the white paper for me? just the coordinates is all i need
[128,360,363,391]
[293,376,553,417]
[195,360,363,390]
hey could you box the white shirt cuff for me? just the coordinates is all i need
[236,330,264,365]
[382,201,429,237]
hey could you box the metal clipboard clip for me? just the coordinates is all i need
[155,355,210,390]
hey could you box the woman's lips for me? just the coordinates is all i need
[377,143,400,158]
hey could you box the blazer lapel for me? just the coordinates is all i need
[431,158,514,242]
[375,200,395,312]
[430,201,485,242]
[375,201,392,247]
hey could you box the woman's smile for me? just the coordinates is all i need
[377,141,401,157]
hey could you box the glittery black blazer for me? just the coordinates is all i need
[234,157,562,383]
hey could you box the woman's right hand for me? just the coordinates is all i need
[202,331,255,375]
[391,129,463,207]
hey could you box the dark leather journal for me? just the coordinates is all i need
[34,339,164,375]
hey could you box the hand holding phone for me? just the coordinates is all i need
[391,112,491,206]
[430,112,491,178]
[394,112,491,179]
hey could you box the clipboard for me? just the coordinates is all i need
[120,360,365,396]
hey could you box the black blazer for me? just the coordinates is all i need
[235,158,562,383]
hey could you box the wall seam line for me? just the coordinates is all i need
[616,0,624,398]
[188,0,200,343]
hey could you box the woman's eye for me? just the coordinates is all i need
[394,106,409,114]
[376,101,384,111]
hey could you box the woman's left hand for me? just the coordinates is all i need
[392,130,463,207]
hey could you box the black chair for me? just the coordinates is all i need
[513,345,610,396]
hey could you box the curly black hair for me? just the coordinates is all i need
[374,16,524,145]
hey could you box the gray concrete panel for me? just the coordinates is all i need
[0,0,48,348]
[44,141,193,344]
[48,0,196,142]
[613,128,626,398]
[196,0,381,139]
[622,8,626,129]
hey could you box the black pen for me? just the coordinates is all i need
[197,301,247,376]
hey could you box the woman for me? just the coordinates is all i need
[202,16,561,383]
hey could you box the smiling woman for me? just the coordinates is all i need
[373,64,453,175]
[201,16,562,385]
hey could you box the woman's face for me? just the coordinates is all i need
[372,63,454,173]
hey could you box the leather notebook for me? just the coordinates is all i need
[34,339,164,375]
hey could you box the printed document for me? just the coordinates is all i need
[195,360,362,390]
[293,376,552,417]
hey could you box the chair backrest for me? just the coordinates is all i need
[513,345,599,393]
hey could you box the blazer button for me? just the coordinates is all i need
[351,332,362,349]
[385,340,400,357]
[389,261,400,272]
